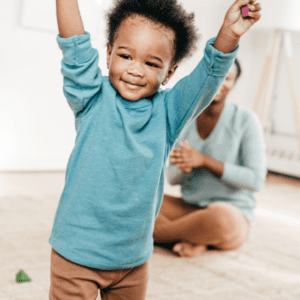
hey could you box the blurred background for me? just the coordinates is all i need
[1,0,300,177]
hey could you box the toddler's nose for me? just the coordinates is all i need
[127,62,144,77]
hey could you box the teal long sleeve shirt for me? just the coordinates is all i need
[166,103,267,222]
[49,32,239,269]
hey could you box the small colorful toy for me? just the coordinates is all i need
[242,5,249,17]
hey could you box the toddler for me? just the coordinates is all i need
[49,0,261,299]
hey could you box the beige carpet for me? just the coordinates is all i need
[0,172,299,300]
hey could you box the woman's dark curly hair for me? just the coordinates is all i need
[234,58,242,83]
[105,0,200,65]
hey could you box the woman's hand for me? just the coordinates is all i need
[223,0,261,38]
[170,140,205,174]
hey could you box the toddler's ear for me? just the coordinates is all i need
[163,64,178,85]
[106,43,112,69]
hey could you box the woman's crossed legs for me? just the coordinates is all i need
[153,194,250,257]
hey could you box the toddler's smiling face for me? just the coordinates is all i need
[107,15,178,101]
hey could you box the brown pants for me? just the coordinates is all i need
[49,248,149,300]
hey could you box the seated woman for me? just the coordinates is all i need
[153,58,267,257]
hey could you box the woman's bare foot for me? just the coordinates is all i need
[172,242,207,257]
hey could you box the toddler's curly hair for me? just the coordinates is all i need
[106,0,200,65]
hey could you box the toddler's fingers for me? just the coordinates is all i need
[246,11,261,21]
[248,3,261,12]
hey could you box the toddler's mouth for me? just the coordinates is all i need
[122,80,145,89]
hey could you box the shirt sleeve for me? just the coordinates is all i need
[221,112,267,191]
[166,163,186,186]
[165,37,239,144]
[57,31,103,117]
[165,133,187,185]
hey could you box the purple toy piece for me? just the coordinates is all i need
[242,5,249,17]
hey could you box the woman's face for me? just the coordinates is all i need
[212,64,238,103]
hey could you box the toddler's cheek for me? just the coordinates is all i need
[157,72,166,84]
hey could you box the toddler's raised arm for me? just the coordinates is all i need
[55,1,103,117]
[56,0,85,38]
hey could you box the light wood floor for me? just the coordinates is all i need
[0,171,299,300]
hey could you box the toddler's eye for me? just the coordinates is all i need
[120,55,131,60]
[146,62,158,68]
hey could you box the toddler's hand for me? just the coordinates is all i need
[223,0,261,38]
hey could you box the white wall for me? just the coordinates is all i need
[0,0,108,171]
[1,0,300,172]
